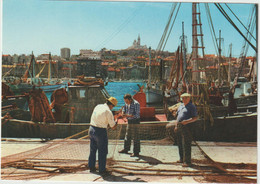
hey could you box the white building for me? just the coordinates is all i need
[80,49,101,59]
[127,34,147,50]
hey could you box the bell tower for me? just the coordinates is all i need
[137,34,141,46]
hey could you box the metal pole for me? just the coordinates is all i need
[148,47,151,87]
[48,52,52,81]
[182,21,187,71]
[228,43,232,83]
[218,30,221,86]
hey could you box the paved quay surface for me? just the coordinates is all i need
[1,139,257,183]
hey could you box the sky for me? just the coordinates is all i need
[1,0,258,57]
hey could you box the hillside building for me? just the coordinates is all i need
[61,48,71,60]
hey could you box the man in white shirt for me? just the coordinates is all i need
[88,97,118,175]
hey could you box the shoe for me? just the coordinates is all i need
[176,160,183,163]
[99,170,111,176]
[182,163,192,167]
[89,167,96,173]
[130,153,139,157]
[118,149,128,154]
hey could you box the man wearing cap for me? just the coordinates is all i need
[118,94,140,157]
[88,97,118,175]
[174,93,198,167]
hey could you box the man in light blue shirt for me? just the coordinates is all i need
[119,94,140,157]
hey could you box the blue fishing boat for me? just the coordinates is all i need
[7,52,64,95]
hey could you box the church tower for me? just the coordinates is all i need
[137,34,140,46]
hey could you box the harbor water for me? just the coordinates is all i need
[105,81,145,110]
[45,81,145,111]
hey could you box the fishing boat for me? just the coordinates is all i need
[163,3,257,145]
[6,52,64,95]
[1,80,257,142]
[145,85,164,104]
[2,77,108,138]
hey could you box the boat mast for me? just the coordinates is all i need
[192,3,199,84]
[191,3,205,95]
[228,43,232,83]
[217,30,222,85]
[48,52,52,81]
[148,47,151,87]
[255,4,258,82]
[181,21,187,71]
[32,52,35,79]
[32,51,36,84]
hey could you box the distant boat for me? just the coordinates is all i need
[144,47,164,104]
[7,52,64,95]
[145,84,163,104]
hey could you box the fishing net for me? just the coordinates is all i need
[1,122,257,182]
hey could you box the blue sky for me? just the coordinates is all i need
[1,0,257,57]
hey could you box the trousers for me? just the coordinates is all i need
[88,126,108,172]
[124,119,140,153]
[176,124,192,164]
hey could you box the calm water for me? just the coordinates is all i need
[46,81,145,111]
[105,82,145,110]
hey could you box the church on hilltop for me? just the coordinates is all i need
[127,34,147,50]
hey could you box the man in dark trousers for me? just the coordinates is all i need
[88,97,118,175]
[174,93,198,167]
[118,94,141,157]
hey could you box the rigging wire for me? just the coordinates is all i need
[94,4,145,50]
[204,3,219,56]
[239,5,256,57]
[225,3,256,41]
[156,3,178,54]
[214,3,256,52]
[237,5,256,78]
[243,18,256,57]
[161,3,181,53]
[156,3,176,52]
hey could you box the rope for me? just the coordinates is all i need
[214,3,256,52]
[237,6,256,78]
[65,129,89,140]
[156,3,178,55]
[35,63,47,78]
[161,3,181,52]
[110,124,123,159]
[94,4,145,50]
[3,67,15,78]
[225,3,256,41]
[204,4,221,56]
[175,126,257,182]
[1,113,12,126]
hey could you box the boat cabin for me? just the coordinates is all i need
[65,84,110,123]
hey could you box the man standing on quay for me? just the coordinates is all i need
[174,93,197,167]
[88,97,118,175]
[119,94,141,157]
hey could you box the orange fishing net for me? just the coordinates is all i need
[1,124,257,182]
[28,88,55,123]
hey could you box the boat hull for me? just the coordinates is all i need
[9,83,64,94]
[2,112,257,142]
[145,88,163,104]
